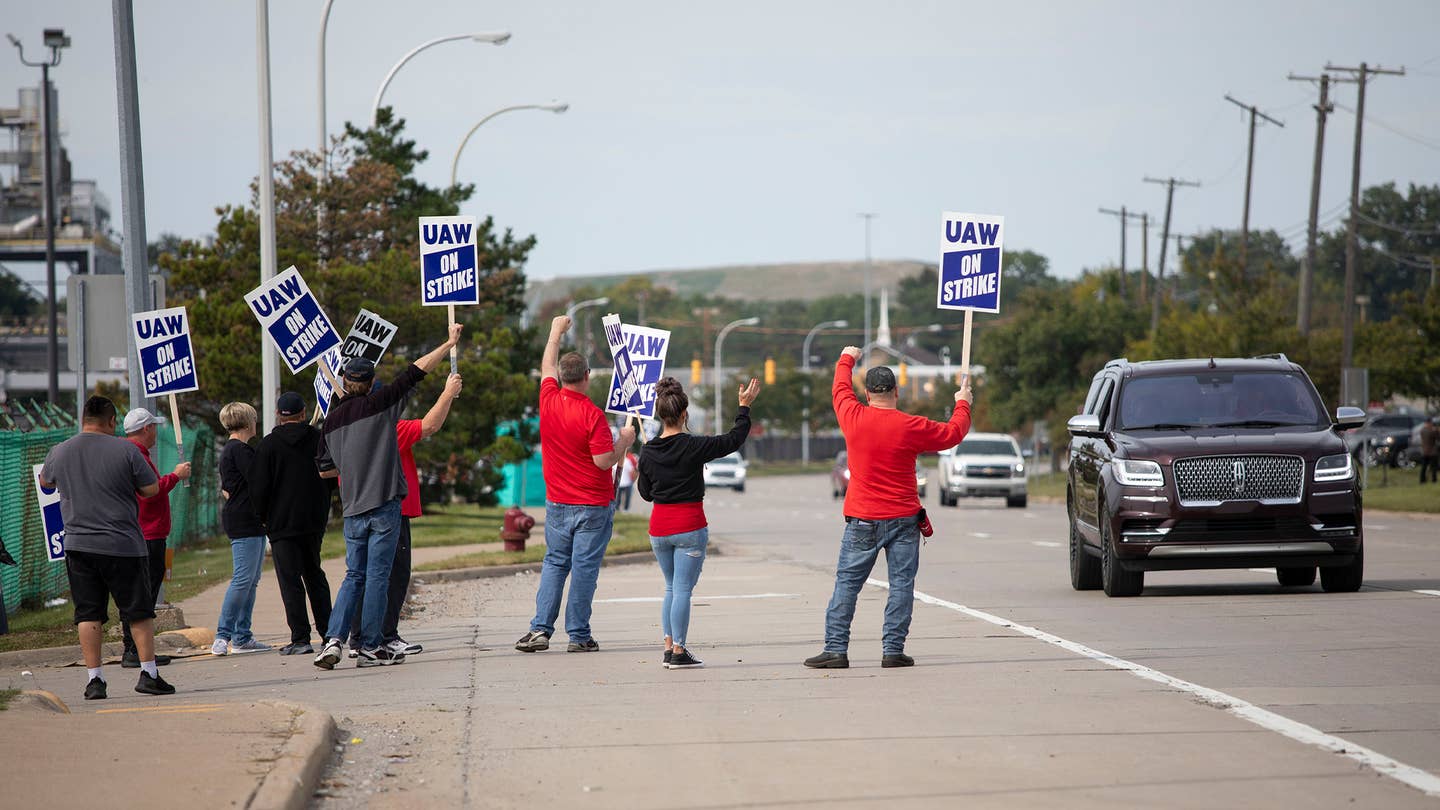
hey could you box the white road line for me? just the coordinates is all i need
[1415,590,1440,598]
[593,593,801,604]
[970,532,992,539]
[865,577,1440,798]
[1031,541,1062,548]
[1247,567,1276,574]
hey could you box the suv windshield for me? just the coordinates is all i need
[957,440,1017,456]
[1117,371,1325,430]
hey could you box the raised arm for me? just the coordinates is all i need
[832,347,863,427]
[421,374,463,438]
[592,422,636,469]
[541,315,570,382]
[414,322,464,374]
[692,378,761,461]
[911,377,976,452]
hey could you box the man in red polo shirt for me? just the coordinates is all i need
[516,314,635,653]
[120,408,192,669]
[804,346,971,670]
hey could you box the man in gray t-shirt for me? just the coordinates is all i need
[39,396,173,700]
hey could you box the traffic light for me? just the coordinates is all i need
[898,363,908,387]
[764,357,776,385]
[690,358,702,385]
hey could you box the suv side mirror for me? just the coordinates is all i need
[1334,406,1366,430]
[1067,414,1102,437]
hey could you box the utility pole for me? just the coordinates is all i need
[112,4,153,412]
[1143,176,1200,333]
[858,213,877,368]
[1288,72,1353,335]
[1097,206,1128,297]
[1326,62,1404,372]
[1140,211,1150,303]
[1223,94,1284,277]
[256,0,280,433]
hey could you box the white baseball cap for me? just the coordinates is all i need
[123,408,167,434]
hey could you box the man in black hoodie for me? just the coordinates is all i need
[250,391,334,655]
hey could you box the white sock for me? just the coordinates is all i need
[140,660,159,677]
[87,666,104,682]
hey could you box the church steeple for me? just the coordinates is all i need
[876,287,892,348]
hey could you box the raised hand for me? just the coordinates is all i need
[550,315,572,337]
[955,373,973,405]
[444,373,463,399]
[738,378,761,407]
[447,322,464,346]
[841,346,862,361]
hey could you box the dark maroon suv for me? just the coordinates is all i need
[1065,355,1367,597]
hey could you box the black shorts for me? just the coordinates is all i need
[65,550,156,625]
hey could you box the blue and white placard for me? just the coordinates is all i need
[419,216,480,306]
[312,346,345,419]
[937,212,1005,313]
[245,266,341,373]
[33,464,64,562]
[604,319,672,420]
[131,306,199,397]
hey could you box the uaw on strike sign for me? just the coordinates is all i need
[602,315,671,420]
[245,266,341,373]
[131,306,199,397]
[342,308,397,363]
[312,346,346,419]
[33,464,64,561]
[937,212,1005,313]
[420,216,479,306]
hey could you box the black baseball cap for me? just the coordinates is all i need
[343,357,376,382]
[277,391,305,416]
[865,366,897,393]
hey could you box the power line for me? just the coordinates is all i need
[1223,94,1285,275]
[1331,101,1440,151]
[1353,210,1440,236]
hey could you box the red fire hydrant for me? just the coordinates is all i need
[502,506,536,552]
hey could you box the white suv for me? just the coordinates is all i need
[938,433,1027,508]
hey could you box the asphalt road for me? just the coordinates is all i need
[708,471,1440,778]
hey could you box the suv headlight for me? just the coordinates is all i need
[1013,462,1025,475]
[1314,453,1353,482]
[1114,459,1164,487]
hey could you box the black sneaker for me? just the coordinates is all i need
[663,650,673,667]
[567,638,600,653]
[356,647,405,667]
[278,642,314,656]
[803,651,849,669]
[515,630,550,652]
[135,671,176,696]
[881,653,915,668]
[84,677,107,700]
[668,649,704,669]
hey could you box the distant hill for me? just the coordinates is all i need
[529,259,930,307]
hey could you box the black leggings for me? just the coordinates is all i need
[270,532,333,645]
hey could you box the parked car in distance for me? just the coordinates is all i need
[1067,354,1366,598]
[830,450,927,499]
[938,433,1027,508]
[1345,412,1427,467]
[702,452,747,493]
[1405,417,1438,465]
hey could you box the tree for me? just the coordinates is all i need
[161,114,538,504]
[0,266,37,318]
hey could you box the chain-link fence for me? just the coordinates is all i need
[0,401,219,617]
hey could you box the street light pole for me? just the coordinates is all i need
[255,0,279,433]
[8,30,68,404]
[317,0,335,179]
[801,319,847,466]
[372,32,511,126]
[450,102,569,186]
[564,296,610,359]
[858,213,876,368]
[714,317,759,435]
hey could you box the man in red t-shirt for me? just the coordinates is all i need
[348,372,463,658]
[120,408,191,668]
[804,346,972,670]
[516,315,635,653]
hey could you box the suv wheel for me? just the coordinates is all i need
[1320,545,1364,593]
[1007,494,1028,509]
[1276,566,1316,587]
[1069,498,1100,591]
[1100,507,1144,597]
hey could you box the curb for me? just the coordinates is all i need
[413,550,656,585]
[249,701,336,810]
[0,626,216,671]
[10,689,71,714]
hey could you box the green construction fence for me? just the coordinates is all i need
[0,401,219,618]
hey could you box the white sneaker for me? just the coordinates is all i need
[313,639,343,670]
[210,638,229,656]
[387,638,423,655]
[229,639,273,654]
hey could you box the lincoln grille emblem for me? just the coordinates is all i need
[1233,460,1246,494]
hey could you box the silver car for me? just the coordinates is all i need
[938,433,1027,508]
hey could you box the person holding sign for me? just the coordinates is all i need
[312,322,463,670]
[515,315,635,654]
[118,408,191,669]
[803,348,972,671]
[39,396,173,699]
[250,392,335,656]
[637,376,762,669]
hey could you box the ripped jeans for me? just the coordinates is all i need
[650,528,708,648]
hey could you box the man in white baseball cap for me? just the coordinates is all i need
[119,407,191,668]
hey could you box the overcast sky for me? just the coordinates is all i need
[4,1,1438,291]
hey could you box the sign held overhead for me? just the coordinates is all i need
[603,318,672,420]
[937,212,1005,313]
[131,306,199,397]
[420,216,480,306]
[342,308,397,363]
[245,266,341,373]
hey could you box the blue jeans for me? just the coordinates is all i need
[651,528,708,648]
[325,498,402,650]
[216,535,267,644]
[823,515,921,655]
[529,501,614,641]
